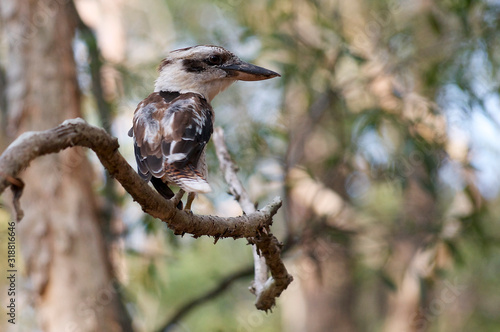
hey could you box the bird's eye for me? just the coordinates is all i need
[207,55,222,66]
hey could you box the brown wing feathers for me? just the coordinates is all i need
[132,91,213,194]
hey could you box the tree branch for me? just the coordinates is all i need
[213,127,293,311]
[0,118,282,240]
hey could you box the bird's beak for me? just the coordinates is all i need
[222,61,280,81]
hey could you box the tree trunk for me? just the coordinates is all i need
[282,87,357,331]
[1,1,132,331]
[383,170,437,332]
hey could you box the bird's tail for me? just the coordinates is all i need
[165,164,212,193]
[150,176,175,199]
[150,177,183,209]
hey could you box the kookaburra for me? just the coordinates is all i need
[129,45,280,211]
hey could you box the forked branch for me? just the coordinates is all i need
[0,118,281,239]
[213,127,293,311]
[0,118,290,312]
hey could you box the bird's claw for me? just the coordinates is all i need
[171,189,185,210]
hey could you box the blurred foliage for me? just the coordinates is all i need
[2,0,499,331]
[104,0,500,331]
[139,0,500,331]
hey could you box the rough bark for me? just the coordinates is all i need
[0,120,283,240]
[1,1,132,331]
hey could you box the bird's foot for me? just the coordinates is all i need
[184,192,196,212]
[171,189,185,210]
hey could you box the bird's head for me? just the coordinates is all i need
[154,45,280,102]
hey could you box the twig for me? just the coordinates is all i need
[0,118,281,240]
[157,266,254,332]
[212,127,293,311]
[0,171,25,221]
[211,128,269,291]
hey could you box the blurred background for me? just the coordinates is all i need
[1,0,500,331]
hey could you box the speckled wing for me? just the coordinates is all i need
[130,91,213,193]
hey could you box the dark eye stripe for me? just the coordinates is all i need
[182,59,205,73]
